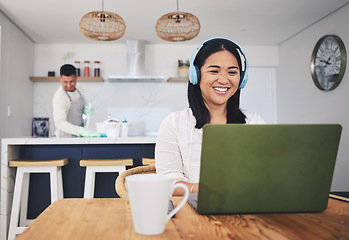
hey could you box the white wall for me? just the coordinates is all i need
[34,43,278,77]
[0,10,34,205]
[0,11,34,139]
[277,5,349,190]
[33,43,278,135]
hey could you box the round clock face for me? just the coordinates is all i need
[311,35,347,91]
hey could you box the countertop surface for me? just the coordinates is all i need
[1,136,157,145]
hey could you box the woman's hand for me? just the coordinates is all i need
[172,181,199,196]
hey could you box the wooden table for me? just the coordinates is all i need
[16,198,349,240]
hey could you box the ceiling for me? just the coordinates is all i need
[1,0,349,45]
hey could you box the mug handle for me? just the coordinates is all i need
[166,183,189,222]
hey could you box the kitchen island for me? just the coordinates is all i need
[1,136,156,240]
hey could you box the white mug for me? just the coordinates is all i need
[126,174,189,235]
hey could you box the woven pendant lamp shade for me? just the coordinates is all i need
[156,11,200,42]
[80,11,126,41]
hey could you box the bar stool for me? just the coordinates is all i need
[8,158,68,240]
[80,158,133,198]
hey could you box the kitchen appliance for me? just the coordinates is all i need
[108,40,165,82]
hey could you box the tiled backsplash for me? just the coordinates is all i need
[33,81,188,136]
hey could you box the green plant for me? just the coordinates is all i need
[178,59,190,67]
[178,59,184,67]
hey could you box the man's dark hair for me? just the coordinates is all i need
[188,39,246,129]
[60,64,76,76]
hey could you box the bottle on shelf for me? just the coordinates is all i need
[94,61,100,77]
[74,61,81,76]
[84,61,90,77]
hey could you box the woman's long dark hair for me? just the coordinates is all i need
[188,39,246,129]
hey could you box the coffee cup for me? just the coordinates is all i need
[126,174,189,235]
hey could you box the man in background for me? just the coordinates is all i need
[53,64,102,137]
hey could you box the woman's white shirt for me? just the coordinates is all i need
[155,108,265,183]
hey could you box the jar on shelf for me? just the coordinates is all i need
[74,61,81,76]
[94,61,100,77]
[84,61,90,77]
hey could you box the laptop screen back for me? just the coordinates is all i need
[196,124,342,215]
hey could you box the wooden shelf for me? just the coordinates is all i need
[167,77,189,82]
[30,77,104,82]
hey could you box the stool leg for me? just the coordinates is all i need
[84,167,95,198]
[8,168,25,240]
[83,166,126,199]
[119,167,126,175]
[50,166,59,203]
[19,172,30,227]
[57,166,64,199]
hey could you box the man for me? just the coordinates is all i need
[53,64,102,137]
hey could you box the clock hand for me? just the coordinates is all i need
[320,59,329,65]
[320,58,331,65]
[327,57,331,64]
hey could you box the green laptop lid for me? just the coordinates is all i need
[197,124,342,215]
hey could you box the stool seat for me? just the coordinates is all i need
[80,158,133,167]
[142,158,155,166]
[80,158,133,198]
[9,158,69,167]
[7,158,68,240]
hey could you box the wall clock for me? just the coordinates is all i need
[310,35,347,91]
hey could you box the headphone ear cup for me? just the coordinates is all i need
[238,61,248,89]
[188,65,199,85]
[238,75,248,89]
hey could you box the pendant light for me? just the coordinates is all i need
[79,0,126,41]
[155,0,200,42]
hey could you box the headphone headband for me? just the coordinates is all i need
[188,37,248,89]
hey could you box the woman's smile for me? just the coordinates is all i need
[212,86,230,94]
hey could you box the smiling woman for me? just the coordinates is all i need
[155,38,265,196]
[188,38,250,128]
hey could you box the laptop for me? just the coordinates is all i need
[188,124,342,215]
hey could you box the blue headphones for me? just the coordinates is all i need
[188,38,248,89]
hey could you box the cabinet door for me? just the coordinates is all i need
[240,68,277,123]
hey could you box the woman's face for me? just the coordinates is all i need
[199,50,240,110]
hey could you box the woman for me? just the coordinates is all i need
[155,38,265,196]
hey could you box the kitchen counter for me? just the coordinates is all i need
[1,136,156,145]
[1,136,156,240]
